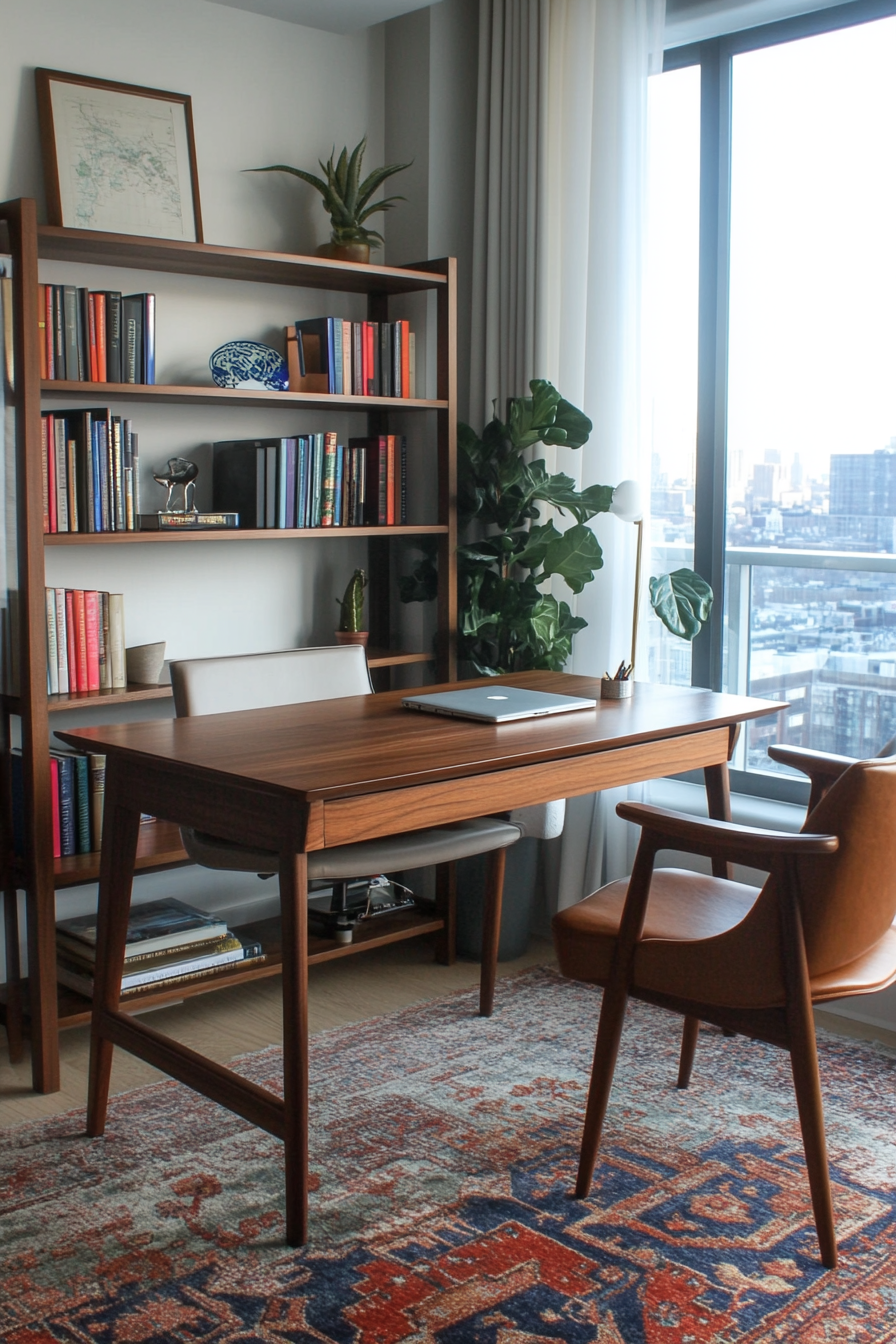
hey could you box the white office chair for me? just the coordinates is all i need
[169,645,527,1014]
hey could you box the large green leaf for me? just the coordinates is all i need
[542,398,593,448]
[508,380,561,449]
[540,523,604,593]
[512,520,562,572]
[648,568,714,640]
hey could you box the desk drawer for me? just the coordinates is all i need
[320,727,730,847]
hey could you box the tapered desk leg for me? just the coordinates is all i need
[87,767,141,1137]
[279,844,309,1247]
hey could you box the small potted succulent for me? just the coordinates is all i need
[335,568,369,646]
[248,137,411,263]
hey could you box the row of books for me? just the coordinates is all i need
[56,898,264,998]
[11,748,105,859]
[289,317,415,398]
[38,285,156,384]
[212,433,408,530]
[41,408,141,533]
[45,588,126,695]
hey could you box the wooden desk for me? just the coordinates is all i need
[59,671,777,1245]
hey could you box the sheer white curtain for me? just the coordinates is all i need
[541,0,664,913]
[469,0,664,914]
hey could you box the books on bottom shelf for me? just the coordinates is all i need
[55,897,265,998]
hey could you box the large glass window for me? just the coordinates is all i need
[649,4,896,793]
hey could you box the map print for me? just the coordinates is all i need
[51,83,196,240]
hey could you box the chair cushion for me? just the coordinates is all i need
[553,868,760,986]
[181,814,521,879]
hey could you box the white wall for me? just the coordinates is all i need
[1,0,390,945]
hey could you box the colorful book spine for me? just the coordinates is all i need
[321,432,338,526]
[74,754,91,854]
[45,588,59,695]
[89,753,106,849]
[84,590,100,691]
[55,589,69,695]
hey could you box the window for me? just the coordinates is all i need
[648,1,896,799]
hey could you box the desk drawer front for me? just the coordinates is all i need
[321,727,730,847]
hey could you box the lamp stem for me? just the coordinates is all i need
[631,518,643,677]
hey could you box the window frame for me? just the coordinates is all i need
[664,0,896,802]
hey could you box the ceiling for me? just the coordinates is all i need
[205,0,432,33]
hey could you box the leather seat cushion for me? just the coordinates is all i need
[553,868,760,986]
[181,814,521,879]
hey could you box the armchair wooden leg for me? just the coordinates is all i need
[780,860,838,1270]
[677,1015,700,1089]
[575,981,630,1198]
[479,847,507,1017]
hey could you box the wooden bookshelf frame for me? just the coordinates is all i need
[0,200,458,1091]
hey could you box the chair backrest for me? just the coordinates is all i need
[171,645,373,718]
[792,757,896,976]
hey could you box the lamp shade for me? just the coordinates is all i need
[610,479,642,523]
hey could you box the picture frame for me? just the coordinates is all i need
[35,69,203,243]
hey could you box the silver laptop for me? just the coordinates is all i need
[402,684,597,723]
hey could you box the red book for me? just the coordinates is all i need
[363,321,375,396]
[50,756,61,858]
[94,294,107,382]
[45,284,55,380]
[84,590,100,690]
[65,590,77,691]
[87,294,98,382]
[73,590,88,692]
[399,320,410,398]
[386,435,395,526]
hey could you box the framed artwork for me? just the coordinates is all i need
[35,69,203,242]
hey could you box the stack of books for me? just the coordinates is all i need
[45,587,126,694]
[212,433,407,530]
[41,408,141,533]
[288,317,414,397]
[39,285,155,384]
[56,897,263,998]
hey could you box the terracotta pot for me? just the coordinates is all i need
[316,241,371,264]
[334,629,368,647]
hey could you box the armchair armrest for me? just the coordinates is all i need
[615,800,838,867]
[767,743,855,782]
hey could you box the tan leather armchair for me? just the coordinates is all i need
[552,751,896,1268]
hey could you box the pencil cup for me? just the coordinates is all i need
[601,678,634,700]
[126,641,166,685]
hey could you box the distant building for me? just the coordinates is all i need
[829,448,896,517]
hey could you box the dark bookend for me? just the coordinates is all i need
[212,439,283,528]
[293,317,331,388]
[104,292,122,383]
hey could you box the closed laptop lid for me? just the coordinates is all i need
[401,684,597,723]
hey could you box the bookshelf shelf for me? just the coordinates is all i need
[41,381,448,412]
[1,196,458,1093]
[45,524,448,546]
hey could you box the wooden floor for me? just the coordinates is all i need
[0,939,555,1127]
[2,942,892,1129]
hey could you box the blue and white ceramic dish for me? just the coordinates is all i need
[209,340,289,391]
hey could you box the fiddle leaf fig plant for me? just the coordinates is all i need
[400,379,713,676]
[248,136,411,250]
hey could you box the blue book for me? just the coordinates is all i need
[311,432,324,527]
[331,318,343,395]
[54,753,77,858]
[285,438,297,529]
[74,754,91,854]
[91,420,102,531]
[327,318,336,394]
[143,294,155,384]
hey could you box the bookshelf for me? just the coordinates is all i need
[0,197,458,1092]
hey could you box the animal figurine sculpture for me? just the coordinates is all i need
[152,457,199,513]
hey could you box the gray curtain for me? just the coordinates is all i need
[469,0,549,427]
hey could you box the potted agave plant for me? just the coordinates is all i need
[248,136,411,263]
[335,568,369,646]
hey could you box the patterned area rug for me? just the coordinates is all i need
[2,966,896,1343]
